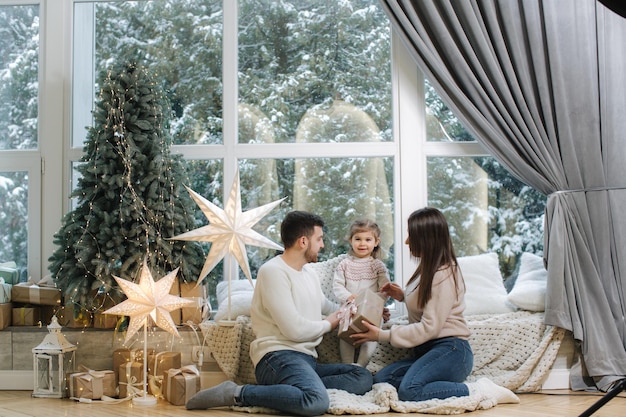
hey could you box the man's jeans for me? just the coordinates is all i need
[239,350,373,416]
[373,336,473,401]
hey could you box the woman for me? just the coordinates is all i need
[352,207,518,404]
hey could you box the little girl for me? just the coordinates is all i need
[333,219,390,366]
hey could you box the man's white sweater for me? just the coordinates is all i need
[249,256,339,366]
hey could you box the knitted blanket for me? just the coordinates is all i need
[201,311,564,414]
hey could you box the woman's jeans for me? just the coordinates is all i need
[239,350,373,416]
[373,336,473,401]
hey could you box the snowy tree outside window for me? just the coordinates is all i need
[0,0,546,308]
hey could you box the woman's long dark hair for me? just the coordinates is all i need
[406,207,460,309]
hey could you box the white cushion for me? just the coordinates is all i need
[458,253,516,315]
[214,279,255,321]
[507,252,547,312]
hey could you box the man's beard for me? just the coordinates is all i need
[304,246,318,263]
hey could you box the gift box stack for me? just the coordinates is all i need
[0,261,18,330]
[108,347,201,404]
[113,347,154,398]
[10,274,62,327]
[169,280,210,325]
[337,288,387,342]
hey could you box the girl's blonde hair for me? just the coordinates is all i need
[347,219,382,259]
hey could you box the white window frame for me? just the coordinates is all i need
[4,0,490,301]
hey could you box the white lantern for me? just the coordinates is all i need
[32,316,77,398]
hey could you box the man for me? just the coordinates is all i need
[186,211,373,416]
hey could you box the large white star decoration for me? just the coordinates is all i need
[171,168,285,285]
[103,258,194,344]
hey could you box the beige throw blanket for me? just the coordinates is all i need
[201,311,565,414]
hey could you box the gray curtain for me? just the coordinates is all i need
[378,0,626,390]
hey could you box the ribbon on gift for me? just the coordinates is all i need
[0,278,11,303]
[338,299,358,333]
[147,350,171,399]
[119,362,143,399]
[165,365,200,404]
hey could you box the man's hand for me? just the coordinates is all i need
[325,310,341,330]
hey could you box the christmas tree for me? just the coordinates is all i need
[48,62,205,310]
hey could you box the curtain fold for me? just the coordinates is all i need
[379,0,626,390]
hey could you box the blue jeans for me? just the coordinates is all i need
[373,337,473,401]
[239,350,373,416]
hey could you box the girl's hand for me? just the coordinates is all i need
[380,282,405,302]
[350,320,380,345]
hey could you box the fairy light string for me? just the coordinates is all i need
[50,62,203,328]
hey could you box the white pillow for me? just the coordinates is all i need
[214,279,255,321]
[507,252,547,312]
[458,253,516,315]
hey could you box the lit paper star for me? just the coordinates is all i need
[103,258,195,344]
[171,168,285,285]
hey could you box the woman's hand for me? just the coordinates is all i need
[350,320,380,345]
[380,282,405,302]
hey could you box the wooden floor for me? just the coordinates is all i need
[0,389,624,416]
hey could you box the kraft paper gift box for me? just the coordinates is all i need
[0,278,11,303]
[0,303,11,330]
[92,293,121,329]
[118,362,144,398]
[180,282,208,324]
[57,303,93,328]
[147,351,181,395]
[0,261,19,285]
[92,312,119,329]
[162,365,201,406]
[12,305,41,326]
[67,369,117,400]
[148,351,181,378]
[11,276,62,306]
[338,288,386,342]
[112,347,155,383]
[169,278,182,325]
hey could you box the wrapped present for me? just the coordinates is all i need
[0,303,11,330]
[118,361,144,398]
[0,261,19,285]
[113,347,154,384]
[148,351,181,378]
[162,365,201,406]
[169,279,182,325]
[180,282,209,324]
[147,351,181,396]
[11,276,62,306]
[93,312,119,329]
[0,278,11,303]
[337,288,386,342]
[92,292,121,329]
[68,369,117,400]
[12,305,41,326]
[57,303,93,328]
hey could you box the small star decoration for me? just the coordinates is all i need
[171,168,285,285]
[104,257,194,344]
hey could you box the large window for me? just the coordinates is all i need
[1,0,546,311]
[0,3,41,275]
